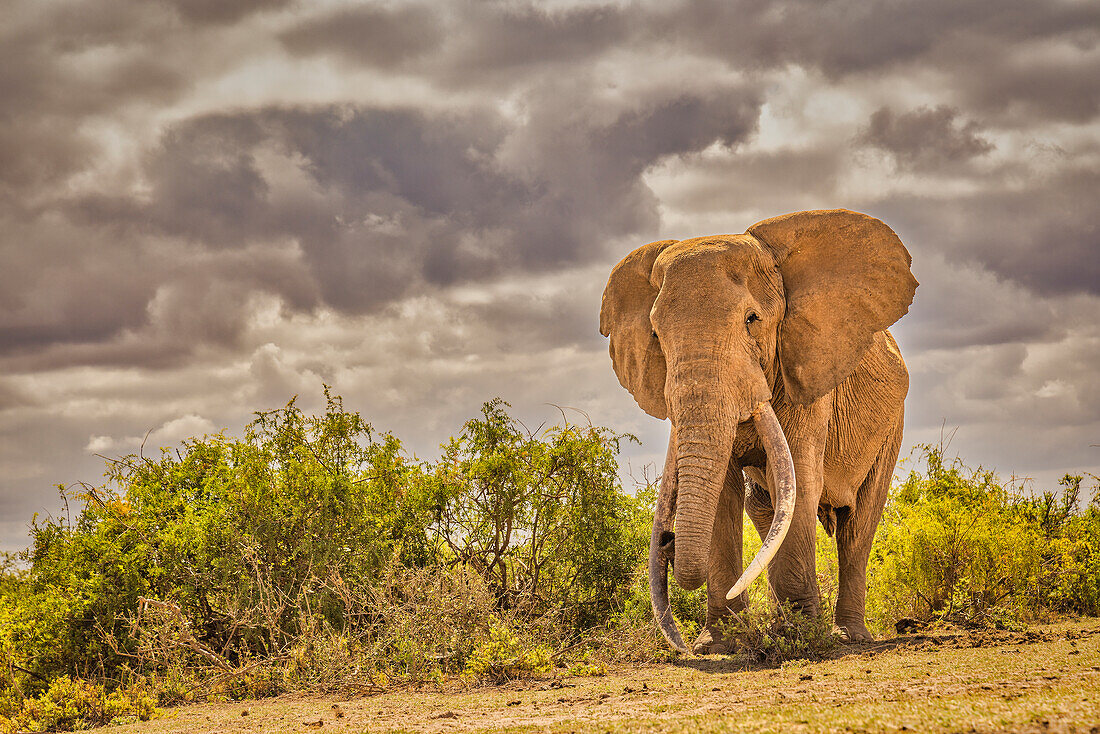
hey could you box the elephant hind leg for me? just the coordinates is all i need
[835,410,904,642]
[745,476,774,540]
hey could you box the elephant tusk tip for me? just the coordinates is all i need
[725,578,749,601]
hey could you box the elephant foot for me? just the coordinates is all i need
[835,621,874,643]
[692,624,735,655]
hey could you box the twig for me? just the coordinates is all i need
[11,663,49,683]
[138,597,231,670]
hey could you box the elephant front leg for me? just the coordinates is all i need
[768,470,823,617]
[693,460,746,655]
[751,402,829,619]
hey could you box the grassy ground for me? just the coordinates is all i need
[113,619,1100,734]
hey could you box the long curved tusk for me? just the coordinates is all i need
[726,401,796,600]
[649,436,689,653]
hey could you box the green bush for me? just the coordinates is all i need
[4,390,442,694]
[0,392,648,707]
[868,447,1100,631]
[0,676,156,733]
[717,602,838,665]
[430,398,648,629]
[463,623,553,683]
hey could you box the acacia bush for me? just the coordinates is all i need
[0,392,648,722]
[867,446,1100,631]
[429,398,648,629]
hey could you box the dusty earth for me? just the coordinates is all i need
[113,620,1100,733]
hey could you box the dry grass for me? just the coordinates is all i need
[108,618,1100,733]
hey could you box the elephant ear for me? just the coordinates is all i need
[748,210,918,405]
[600,240,677,420]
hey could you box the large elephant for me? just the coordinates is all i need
[600,209,917,653]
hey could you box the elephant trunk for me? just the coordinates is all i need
[669,361,738,591]
[649,351,794,652]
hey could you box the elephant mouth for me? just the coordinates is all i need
[648,400,796,653]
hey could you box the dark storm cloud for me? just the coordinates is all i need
[894,255,1061,352]
[0,212,157,353]
[462,278,610,356]
[279,4,444,68]
[0,224,317,369]
[164,0,292,25]
[440,1,632,77]
[934,31,1100,124]
[740,0,1100,127]
[19,82,760,361]
[0,2,188,195]
[143,115,278,247]
[858,106,994,171]
[280,1,631,80]
[871,166,1100,297]
[598,94,758,173]
[665,0,1100,78]
[272,0,1099,111]
[653,146,842,216]
[275,0,1100,128]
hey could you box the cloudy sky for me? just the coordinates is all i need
[2,0,1098,551]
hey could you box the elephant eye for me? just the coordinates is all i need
[651,330,659,340]
[745,312,760,325]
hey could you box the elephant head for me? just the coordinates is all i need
[599,209,917,650]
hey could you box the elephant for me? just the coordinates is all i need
[599,209,917,653]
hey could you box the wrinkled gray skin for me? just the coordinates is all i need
[600,210,917,652]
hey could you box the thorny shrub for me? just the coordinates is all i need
[717,602,839,665]
[0,392,647,716]
[868,446,1100,631]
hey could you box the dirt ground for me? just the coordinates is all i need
[113,620,1100,734]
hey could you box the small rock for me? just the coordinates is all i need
[507,700,520,707]
[240,708,250,716]
[303,719,324,729]
[331,704,345,719]
[800,674,813,681]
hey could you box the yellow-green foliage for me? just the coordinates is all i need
[463,624,553,683]
[716,601,838,665]
[0,676,156,732]
[0,392,646,707]
[3,394,1100,719]
[868,447,1100,631]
